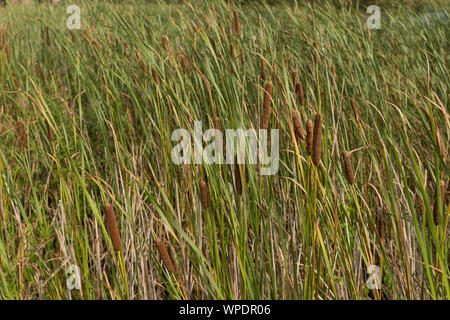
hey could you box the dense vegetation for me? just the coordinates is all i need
[0,0,448,299]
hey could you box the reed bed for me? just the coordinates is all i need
[0,0,448,300]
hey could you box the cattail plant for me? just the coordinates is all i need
[349,98,360,123]
[432,180,446,225]
[230,43,236,74]
[230,43,235,60]
[46,119,53,142]
[262,81,273,129]
[45,26,50,48]
[16,119,27,151]
[103,203,123,252]
[342,151,355,184]
[151,67,159,85]
[260,56,265,82]
[306,119,313,156]
[295,81,304,106]
[162,35,169,50]
[214,116,221,131]
[35,62,40,78]
[200,180,209,210]
[312,113,323,166]
[233,9,240,35]
[156,239,175,273]
[292,110,305,141]
[214,116,223,158]
[234,155,244,196]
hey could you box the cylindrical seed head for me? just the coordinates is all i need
[292,110,305,141]
[312,113,323,166]
[151,67,159,85]
[103,203,123,252]
[156,239,175,273]
[342,151,355,184]
[306,119,313,156]
[200,180,209,210]
[349,98,360,123]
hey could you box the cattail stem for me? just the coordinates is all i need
[103,203,123,252]
[312,113,323,167]
[156,239,175,273]
[342,151,355,184]
[262,81,273,129]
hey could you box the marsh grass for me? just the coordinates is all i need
[0,0,448,300]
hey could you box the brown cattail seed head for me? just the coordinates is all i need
[313,41,319,64]
[156,239,175,273]
[162,35,169,50]
[433,180,446,225]
[262,81,273,129]
[234,155,244,196]
[306,119,313,156]
[295,81,304,106]
[45,26,50,47]
[349,98,360,122]
[342,151,355,184]
[312,113,323,166]
[103,203,123,252]
[376,201,385,246]
[230,43,235,60]
[151,67,159,85]
[46,119,53,142]
[233,9,240,35]
[200,180,209,210]
[292,110,305,141]
[260,56,265,82]
[214,116,221,131]
[35,63,40,78]
[16,119,27,151]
